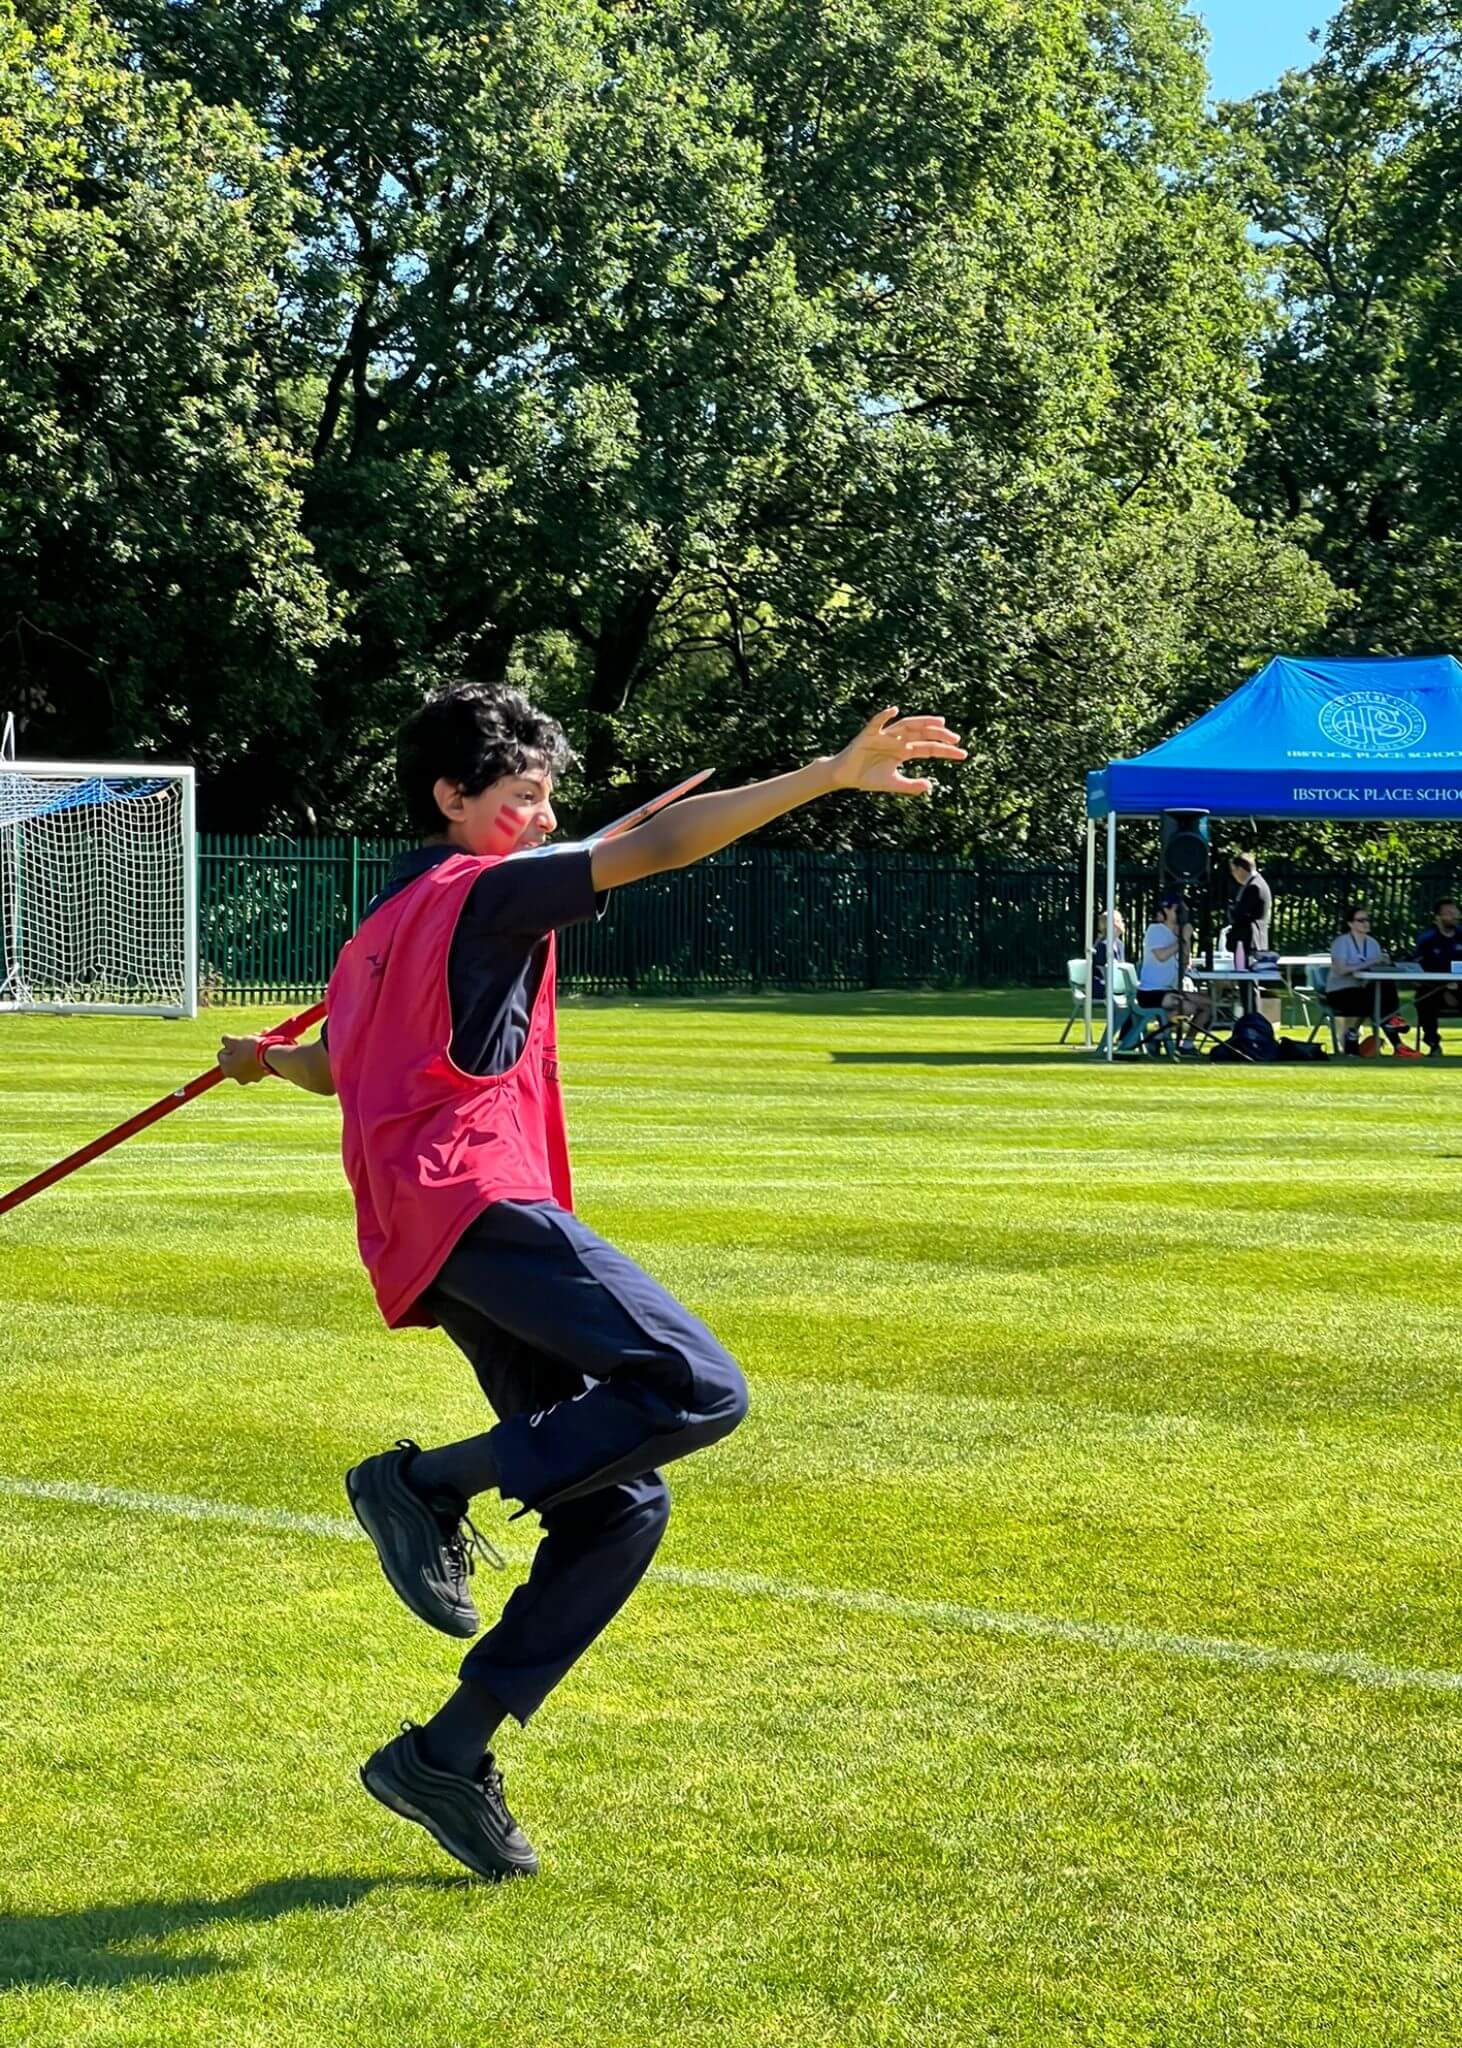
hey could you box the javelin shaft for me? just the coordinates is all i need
[4,777,704,1221]
[0,1000,327,1219]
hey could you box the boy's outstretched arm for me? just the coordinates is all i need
[218,1035,337,1096]
[590,708,965,892]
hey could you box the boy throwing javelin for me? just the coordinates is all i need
[219,685,964,1881]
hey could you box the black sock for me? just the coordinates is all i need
[419,1682,508,1775]
[409,1434,499,1502]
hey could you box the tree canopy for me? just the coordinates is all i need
[0,0,334,799]
[3,0,1337,845]
[1229,0,1462,664]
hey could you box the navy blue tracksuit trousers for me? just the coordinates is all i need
[419,1200,749,1725]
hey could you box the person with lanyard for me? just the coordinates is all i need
[1324,903,1422,1059]
[1411,896,1462,1059]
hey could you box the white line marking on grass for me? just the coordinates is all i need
[4,1474,1462,1699]
[3,1475,363,1542]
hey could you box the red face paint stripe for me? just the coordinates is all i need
[490,803,526,852]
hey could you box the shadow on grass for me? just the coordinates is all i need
[830,1048,1098,1067]
[565,989,1068,1019]
[0,1872,469,1992]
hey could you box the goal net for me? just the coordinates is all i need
[0,761,197,1016]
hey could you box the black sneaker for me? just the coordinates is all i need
[345,1440,501,1639]
[360,1724,539,1881]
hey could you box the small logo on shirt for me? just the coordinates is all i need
[418,1130,499,1188]
[366,950,387,980]
[541,1055,559,1083]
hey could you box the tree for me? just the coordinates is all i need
[0,0,335,812]
[1227,0,1462,656]
[50,0,1331,841]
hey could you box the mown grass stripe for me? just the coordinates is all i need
[6,1472,1461,1699]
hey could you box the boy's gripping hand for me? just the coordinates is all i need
[218,1034,267,1084]
[217,1034,337,1096]
[828,707,966,796]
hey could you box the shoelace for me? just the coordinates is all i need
[400,1443,507,1577]
[446,1507,506,1576]
[477,1757,513,1825]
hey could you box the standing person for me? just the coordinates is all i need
[1138,899,1211,1054]
[1324,904,1421,1059]
[1226,854,1273,969]
[217,684,964,1883]
[1412,896,1462,1058]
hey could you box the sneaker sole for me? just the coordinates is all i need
[359,1760,537,1882]
[345,1465,479,1639]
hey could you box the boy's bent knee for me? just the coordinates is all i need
[638,1472,672,1540]
[695,1357,748,1441]
[722,1363,750,1430]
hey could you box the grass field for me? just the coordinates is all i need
[2,991,1461,2048]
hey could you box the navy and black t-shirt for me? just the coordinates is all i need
[325,844,603,1077]
[1415,923,1462,974]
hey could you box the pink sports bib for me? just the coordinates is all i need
[325,853,573,1327]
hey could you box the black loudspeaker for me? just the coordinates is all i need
[1160,810,1210,887]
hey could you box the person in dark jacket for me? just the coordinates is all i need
[1412,896,1462,1057]
[1225,854,1273,967]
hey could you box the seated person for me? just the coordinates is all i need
[1325,904,1421,1059]
[1091,910,1125,1003]
[1412,896,1462,1058]
[1138,901,1211,1055]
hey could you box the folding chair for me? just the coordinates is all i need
[1108,963,1178,1058]
[1288,964,1340,1053]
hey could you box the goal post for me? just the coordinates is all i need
[0,759,198,1018]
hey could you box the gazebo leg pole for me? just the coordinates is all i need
[1106,811,1118,1064]
[1083,818,1096,1047]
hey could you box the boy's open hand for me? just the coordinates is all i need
[828,708,966,796]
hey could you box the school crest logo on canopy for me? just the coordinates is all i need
[1317,691,1427,755]
[1086,654,1462,819]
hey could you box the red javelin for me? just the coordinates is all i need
[0,999,327,1219]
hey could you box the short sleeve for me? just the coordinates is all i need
[462,846,602,940]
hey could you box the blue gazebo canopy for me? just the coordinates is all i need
[1087,655,1462,820]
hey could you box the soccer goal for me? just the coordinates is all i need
[0,760,197,1017]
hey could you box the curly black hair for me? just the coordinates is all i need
[395,683,574,837]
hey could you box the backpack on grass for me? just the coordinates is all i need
[1208,1011,1279,1064]
[1276,1036,1329,1062]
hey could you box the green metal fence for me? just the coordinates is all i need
[199,835,413,1004]
[196,836,1460,1002]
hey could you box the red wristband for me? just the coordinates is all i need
[255,1032,292,1076]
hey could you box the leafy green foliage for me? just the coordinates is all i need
[1228,1,1462,660]
[5,0,1334,841]
[1216,0,1462,859]
[0,0,335,812]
